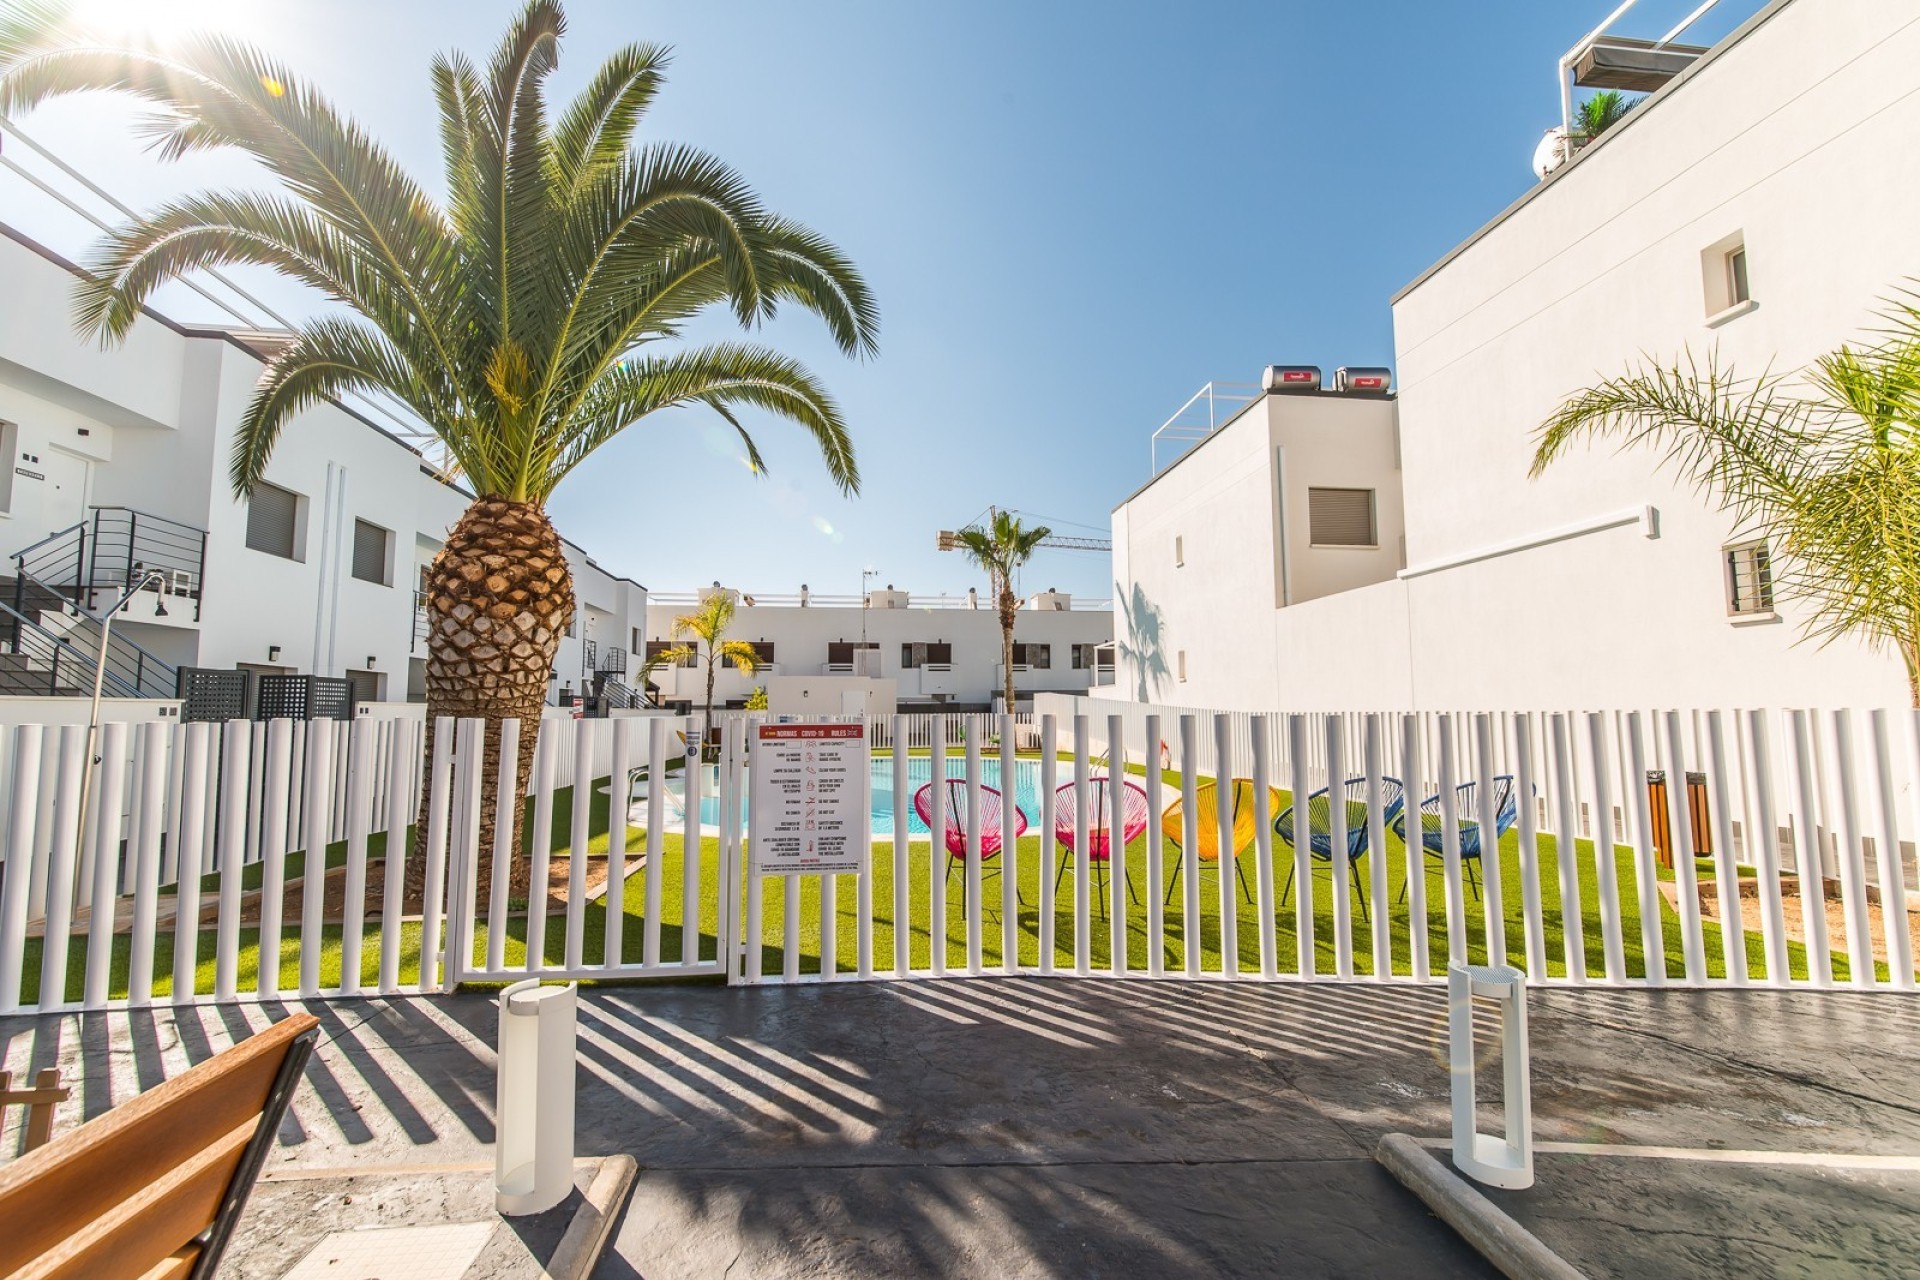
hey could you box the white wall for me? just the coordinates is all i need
[1109,389,1401,710]
[1107,0,1918,714]
[1382,0,1915,711]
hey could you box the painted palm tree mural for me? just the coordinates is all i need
[1116,581,1170,701]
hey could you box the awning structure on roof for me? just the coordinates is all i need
[1574,36,1708,92]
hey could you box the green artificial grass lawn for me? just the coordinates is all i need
[20,768,1891,1005]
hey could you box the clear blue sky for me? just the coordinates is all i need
[3,0,1758,601]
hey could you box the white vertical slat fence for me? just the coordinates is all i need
[1,704,1917,1014]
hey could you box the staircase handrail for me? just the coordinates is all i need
[12,568,179,698]
[0,599,144,699]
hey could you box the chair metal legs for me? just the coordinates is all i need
[1164,856,1255,908]
[1279,859,1371,922]
[1053,853,1137,921]
[1396,854,1485,904]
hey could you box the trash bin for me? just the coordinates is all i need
[1647,770,1713,868]
[495,978,578,1216]
[1448,961,1532,1190]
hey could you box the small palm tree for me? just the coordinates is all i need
[641,592,763,756]
[1575,89,1639,142]
[954,511,1051,713]
[3,2,875,877]
[1531,293,1920,705]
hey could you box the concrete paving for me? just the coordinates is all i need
[3,980,1917,1277]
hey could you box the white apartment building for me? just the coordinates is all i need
[1105,0,1917,714]
[0,223,646,710]
[642,585,1114,715]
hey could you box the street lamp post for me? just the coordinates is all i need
[860,567,877,648]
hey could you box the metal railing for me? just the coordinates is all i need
[0,599,144,698]
[3,572,179,698]
[1150,380,1263,475]
[648,590,1113,611]
[15,507,208,623]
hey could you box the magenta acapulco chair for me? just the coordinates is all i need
[1051,777,1149,920]
[913,778,1029,914]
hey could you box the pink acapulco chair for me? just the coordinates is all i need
[1052,776,1150,920]
[913,778,1029,913]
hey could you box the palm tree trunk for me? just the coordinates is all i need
[998,575,1017,714]
[412,498,575,905]
[703,649,717,762]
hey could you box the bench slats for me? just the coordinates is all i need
[133,1247,199,1280]
[0,1013,318,1279]
[17,1117,254,1280]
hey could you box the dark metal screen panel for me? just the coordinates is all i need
[255,674,355,721]
[176,667,249,723]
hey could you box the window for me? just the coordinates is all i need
[745,640,775,664]
[245,481,302,559]
[1308,487,1376,547]
[351,519,392,585]
[901,641,952,669]
[1701,231,1754,321]
[645,640,697,669]
[827,641,878,665]
[1174,535,1184,567]
[1725,540,1774,616]
[1177,649,1187,682]
[1012,643,1050,669]
[1071,643,1103,669]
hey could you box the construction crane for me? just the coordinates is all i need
[936,506,1112,554]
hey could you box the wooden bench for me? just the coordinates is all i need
[0,1012,319,1280]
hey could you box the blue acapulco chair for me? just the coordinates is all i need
[1275,777,1404,924]
[1391,774,1522,903]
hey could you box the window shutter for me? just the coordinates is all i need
[351,519,389,584]
[245,482,299,559]
[1308,488,1376,546]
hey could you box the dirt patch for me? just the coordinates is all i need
[1665,873,1920,974]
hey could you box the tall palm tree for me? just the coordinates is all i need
[640,592,762,758]
[1,2,877,875]
[955,510,1051,714]
[1531,294,1920,705]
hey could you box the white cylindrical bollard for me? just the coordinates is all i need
[495,978,579,1215]
[1447,961,1533,1190]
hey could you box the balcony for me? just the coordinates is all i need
[906,662,958,698]
[13,506,208,630]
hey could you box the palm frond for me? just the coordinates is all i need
[1534,297,1920,701]
[554,343,851,495]
[0,2,875,510]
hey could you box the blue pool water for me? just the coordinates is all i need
[670,756,1045,837]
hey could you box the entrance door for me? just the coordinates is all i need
[39,448,89,535]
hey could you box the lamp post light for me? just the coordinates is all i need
[75,571,169,903]
[860,567,877,647]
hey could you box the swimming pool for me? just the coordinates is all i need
[663,755,1046,838]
